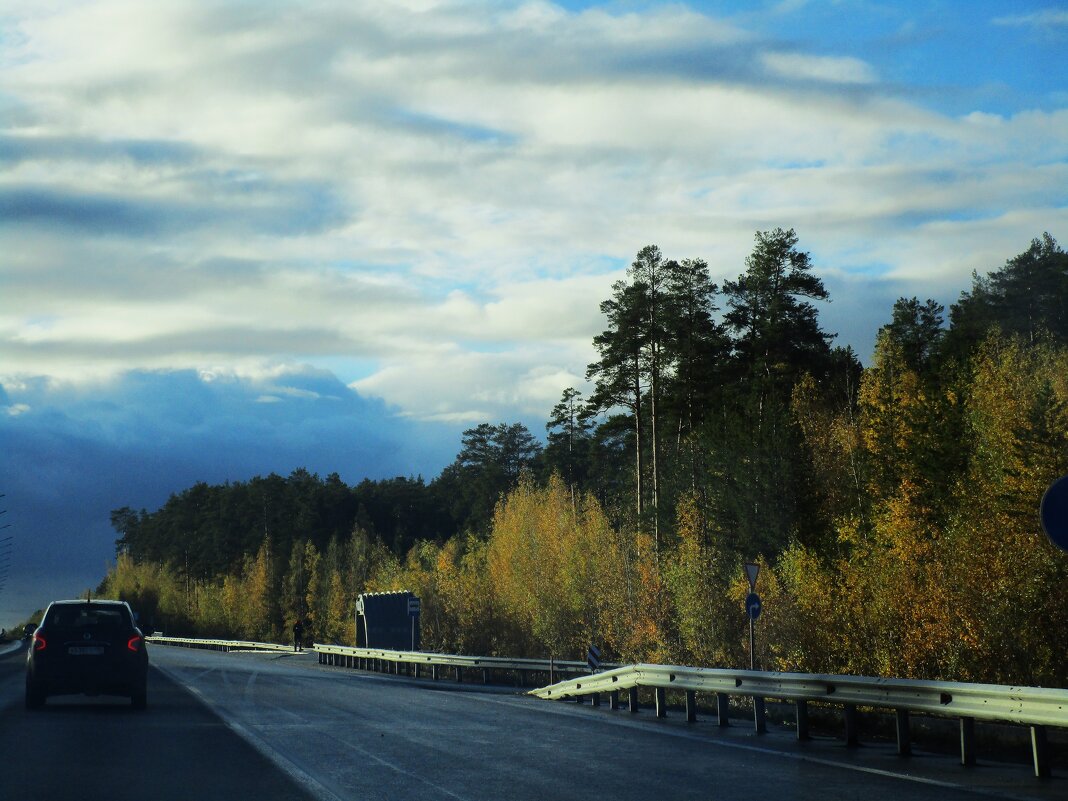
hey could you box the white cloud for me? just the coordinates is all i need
[761,52,878,85]
[992,10,1068,29]
[0,0,1065,422]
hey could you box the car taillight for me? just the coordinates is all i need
[127,635,142,652]
[33,633,46,651]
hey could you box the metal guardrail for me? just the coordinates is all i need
[529,663,1068,778]
[314,643,610,686]
[146,635,295,653]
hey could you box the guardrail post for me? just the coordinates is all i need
[482,668,489,684]
[896,709,911,756]
[455,665,463,683]
[795,700,809,740]
[628,686,639,714]
[1031,725,1051,778]
[610,690,620,710]
[960,717,976,766]
[753,696,766,733]
[716,692,730,727]
[686,690,697,723]
[432,664,439,681]
[414,664,420,679]
[592,693,601,707]
[844,704,859,747]
[655,687,667,718]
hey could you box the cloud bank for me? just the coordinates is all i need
[0,0,1065,617]
[0,367,462,620]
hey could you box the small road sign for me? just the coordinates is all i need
[587,643,601,671]
[1041,475,1068,553]
[746,592,762,620]
[744,562,760,591]
[408,597,421,616]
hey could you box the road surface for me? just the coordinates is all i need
[1,642,1063,800]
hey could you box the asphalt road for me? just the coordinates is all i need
[0,640,314,801]
[2,641,1064,801]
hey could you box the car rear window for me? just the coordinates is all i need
[47,606,128,629]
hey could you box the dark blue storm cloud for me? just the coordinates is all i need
[0,368,462,623]
[0,133,202,166]
[0,181,345,238]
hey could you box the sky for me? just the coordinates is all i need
[1,0,1066,624]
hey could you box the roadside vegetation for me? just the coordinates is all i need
[99,231,1068,687]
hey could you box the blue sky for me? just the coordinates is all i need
[1,0,1066,623]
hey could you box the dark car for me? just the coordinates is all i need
[22,623,36,640]
[25,599,148,709]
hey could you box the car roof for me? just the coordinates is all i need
[48,599,129,607]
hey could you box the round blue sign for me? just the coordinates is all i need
[745,592,762,620]
[1040,475,1068,553]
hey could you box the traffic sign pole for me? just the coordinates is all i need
[407,596,421,651]
[749,616,755,671]
[744,564,761,671]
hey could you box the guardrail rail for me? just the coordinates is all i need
[314,643,610,687]
[146,635,295,653]
[528,663,1068,778]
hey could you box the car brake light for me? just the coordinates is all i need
[33,633,46,651]
[127,635,142,652]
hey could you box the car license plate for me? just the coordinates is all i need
[68,646,105,655]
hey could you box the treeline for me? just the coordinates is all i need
[100,231,1068,686]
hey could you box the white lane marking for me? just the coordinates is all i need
[453,693,1052,801]
[157,660,474,801]
[159,650,1051,801]
[156,664,347,801]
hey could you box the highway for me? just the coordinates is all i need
[1,642,1064,801]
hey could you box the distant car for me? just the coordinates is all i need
[25,599,148,710]
[22,623,36,640]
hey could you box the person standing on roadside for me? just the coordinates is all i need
[293,618,304,652]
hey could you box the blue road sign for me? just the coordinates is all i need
[1041,475,1068,553]
[746,592,762,620]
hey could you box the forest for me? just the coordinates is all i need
[100,229,1068,687]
